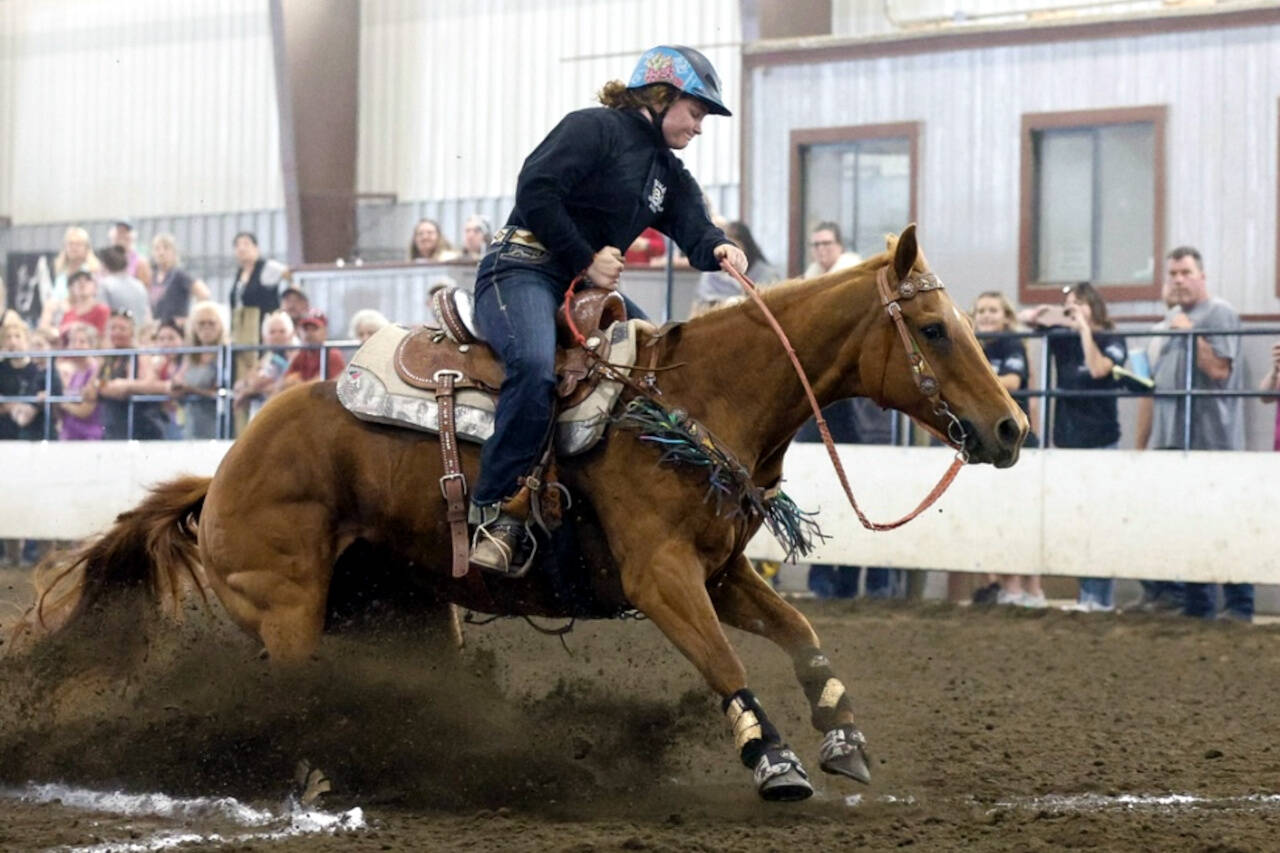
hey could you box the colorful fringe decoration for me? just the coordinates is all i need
[614,397,825,560]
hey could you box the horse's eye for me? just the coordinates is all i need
[920,323,947,342]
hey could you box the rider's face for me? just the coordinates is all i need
[661,97,706,150]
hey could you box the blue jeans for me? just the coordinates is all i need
[471,265,647,505]
[1184,582,1254,620]
[1143,580,1253,619]
[1077,577,1114,608]
[807,565,904,599]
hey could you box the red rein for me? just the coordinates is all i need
[564,262,963,532]
[717,260,963,532]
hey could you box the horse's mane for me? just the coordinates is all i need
[680,253,889,334]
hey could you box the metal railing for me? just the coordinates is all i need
[979,326,1280,450]
[0,340,358,441]
[2,327,1278,447]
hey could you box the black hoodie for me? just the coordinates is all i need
[484,106,728,287]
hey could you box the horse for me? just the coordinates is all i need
[27,225,1027,802]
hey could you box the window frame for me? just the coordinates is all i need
[1019,105,1166,304]
[788,122,920,278]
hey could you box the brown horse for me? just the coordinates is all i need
[31,226,1026,801]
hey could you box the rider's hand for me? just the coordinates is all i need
[714,243,747,275]
[586,246,625,290]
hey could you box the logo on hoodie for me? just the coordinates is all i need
[647,179,667,214]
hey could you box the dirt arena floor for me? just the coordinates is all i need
[2,564,1280,852]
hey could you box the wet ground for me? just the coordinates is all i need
[2,566,1279,851]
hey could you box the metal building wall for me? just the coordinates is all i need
[357,0,741,219]
[0,2,17,223]
[832,0,1227,36]
[746,20,1280,316]
[0,0,282,224]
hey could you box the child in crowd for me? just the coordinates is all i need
[57,322,103,441]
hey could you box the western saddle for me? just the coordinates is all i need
[397,285,628,578]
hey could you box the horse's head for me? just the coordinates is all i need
[862,225,1028,467]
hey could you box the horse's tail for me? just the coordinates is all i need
[19,475,212,641]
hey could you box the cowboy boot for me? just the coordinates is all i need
[469,500,531,575]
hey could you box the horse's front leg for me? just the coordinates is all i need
[620,540,813,801]
[710,553,872,786]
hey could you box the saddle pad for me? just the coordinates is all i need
[336,321,639,456]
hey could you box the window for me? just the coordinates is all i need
[1020,106,1166,303]
[789,123,919,277]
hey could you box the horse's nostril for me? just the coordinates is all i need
[996,416,1022,448]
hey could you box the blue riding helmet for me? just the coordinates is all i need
[627,45,732,117]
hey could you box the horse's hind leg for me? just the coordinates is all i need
[201,507,334,662]
[621,541,813,801]
[710,554,871,785]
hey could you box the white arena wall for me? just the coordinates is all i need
[3,441,1277,585]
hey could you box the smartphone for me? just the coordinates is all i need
[1034,305,1072,327]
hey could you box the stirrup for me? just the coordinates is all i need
[469,512,536,577]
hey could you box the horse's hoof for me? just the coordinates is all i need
[753,747,813,802]
[819,725,871,785]
[294,759,332,805]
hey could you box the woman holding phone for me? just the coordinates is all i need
[1022,283,1127,611]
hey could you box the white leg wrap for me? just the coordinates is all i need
[725,696,764,751]
[817,677,847,710]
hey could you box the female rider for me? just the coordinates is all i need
[469,45,747,574]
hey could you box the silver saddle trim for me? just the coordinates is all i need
[336,320,639,457]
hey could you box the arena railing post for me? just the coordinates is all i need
[1182,329,1195,449]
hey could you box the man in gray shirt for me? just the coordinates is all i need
[1137,246,1250,620]
[97,245,152,326]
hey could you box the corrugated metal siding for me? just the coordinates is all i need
[0,2,16,221]
[833,0,1234,36]
[748,23,1280,316]
[358,0,741,202]
[2,0,281,224]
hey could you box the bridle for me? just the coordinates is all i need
[874,266,969,451]
[720,259,967,532]
[560,258,970,533]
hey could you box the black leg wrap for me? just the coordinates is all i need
[793,646,855,732]
[722,688,782,768]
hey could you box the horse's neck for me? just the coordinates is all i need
[655,264,884,476]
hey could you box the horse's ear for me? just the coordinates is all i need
[893,223,919,282]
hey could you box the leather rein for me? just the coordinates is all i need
[561,261,967,533]
[717,260,966,532]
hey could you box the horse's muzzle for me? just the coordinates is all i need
[962,415,1025,468]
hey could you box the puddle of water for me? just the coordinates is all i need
[994,793,1280,813]
[1,782,364,852]
[838,790,1280,814]
[843,793,917,807]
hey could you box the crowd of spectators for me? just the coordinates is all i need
[0,217,1273,621]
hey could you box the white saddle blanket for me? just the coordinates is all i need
[335,320,639,456]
